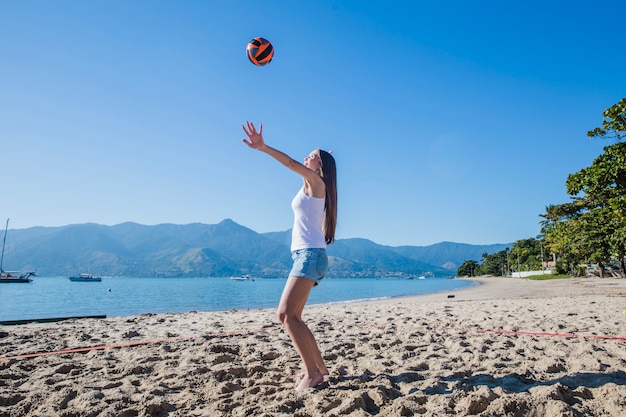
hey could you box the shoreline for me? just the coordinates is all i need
[306,278,480,309]
[1,277,625,416]
[356,275,626,304]
[0,276,473,323]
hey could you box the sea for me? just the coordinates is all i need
[0,276,477,322]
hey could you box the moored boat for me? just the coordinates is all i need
[0,219,35,283]
[0,271,35,283]
[69,273,102,282]
[230,274,254,281]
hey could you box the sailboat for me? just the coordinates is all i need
[0,219,35,283]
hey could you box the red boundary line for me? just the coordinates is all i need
[2,324,624,362]
[469,328,626,341]
[0,325,281,361]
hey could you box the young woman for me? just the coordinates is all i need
[242,121,338,392]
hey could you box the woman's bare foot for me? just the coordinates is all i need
[295,371,325,392]
[299,366,329,379]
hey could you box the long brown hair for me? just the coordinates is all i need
[319,150,337,244]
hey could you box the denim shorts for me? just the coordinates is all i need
[289,248,328,285]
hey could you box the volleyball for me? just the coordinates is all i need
[246,37,274,66]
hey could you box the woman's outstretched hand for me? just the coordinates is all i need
[242,121,265,150]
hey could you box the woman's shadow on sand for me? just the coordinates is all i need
[326,368,626,395]
[438,369,626,394]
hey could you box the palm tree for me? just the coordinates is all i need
[539,204,561,267]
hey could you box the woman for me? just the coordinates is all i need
[242,121,338,392]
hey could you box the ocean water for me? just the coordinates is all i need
[0,276,476,322]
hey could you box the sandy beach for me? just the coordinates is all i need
[1,277,625,416]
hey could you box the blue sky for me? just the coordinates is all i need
[1,0,624,247]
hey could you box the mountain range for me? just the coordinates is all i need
[1,220,511,278]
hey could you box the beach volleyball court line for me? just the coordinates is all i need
[0,325,282,361]
[468,328,626,341]
[348,322,626,342]
[372,322,626,342]
[3,323,624,362]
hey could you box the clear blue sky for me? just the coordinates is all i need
[1,0,624,246]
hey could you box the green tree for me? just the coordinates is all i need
[457,260,479,277]
[544,216,584,275]
[508,238,542,272]
[477,249,509,276]
[587,98,626,141]
[539,204,570,267]
[541,202,585,275]
[571,98,626,277]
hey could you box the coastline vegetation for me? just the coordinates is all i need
[458,98,626,279]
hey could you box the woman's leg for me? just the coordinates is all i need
[277,276,327,391]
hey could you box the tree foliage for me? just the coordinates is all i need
[508,238,543,272]
[478,249,509,276]
[457,260,479,277]
[587,98,626,141]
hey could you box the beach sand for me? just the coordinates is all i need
[1,277,625,416]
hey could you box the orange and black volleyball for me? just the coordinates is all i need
[246,37,274,66]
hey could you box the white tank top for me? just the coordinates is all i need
[291,187,326,251]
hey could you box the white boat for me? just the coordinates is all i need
[230,274,254,281]
[69,273,102,282]
[0,271,35,283]
[0,219,34,283]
